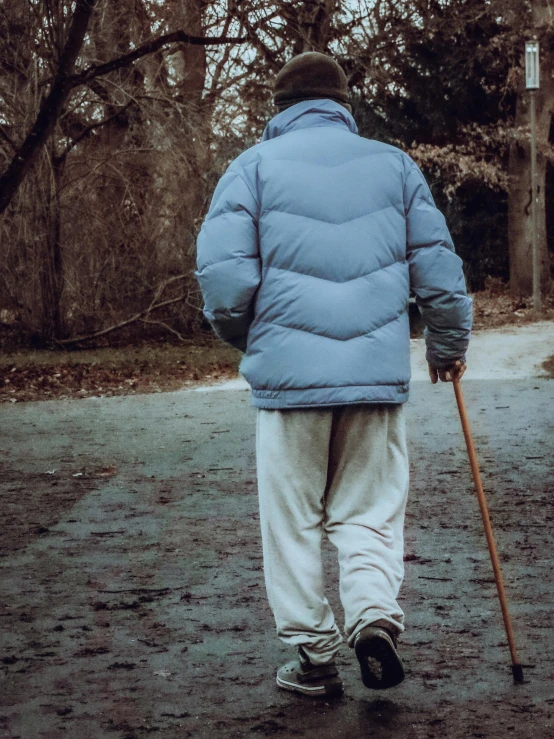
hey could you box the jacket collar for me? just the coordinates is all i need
[261,99,358,141]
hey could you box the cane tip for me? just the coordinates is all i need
[512,664,524,684]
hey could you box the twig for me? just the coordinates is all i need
[96,587,176,594]
[140,317,194,343]
[0,125,18,153]
[57,295,187,345]
[54,102,134,163]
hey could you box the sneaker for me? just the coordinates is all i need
[354,623,405,690]
[276,647,343,698]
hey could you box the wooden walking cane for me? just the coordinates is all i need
[452,378,524,684]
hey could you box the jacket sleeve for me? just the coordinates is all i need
[195,161,261,352]
[403,160,472,368]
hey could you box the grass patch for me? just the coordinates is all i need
[0,342,240,370]
[0,341,241,403]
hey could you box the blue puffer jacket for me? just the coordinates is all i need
[196,99,472,409]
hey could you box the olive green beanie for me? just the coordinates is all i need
[274,52,351,112]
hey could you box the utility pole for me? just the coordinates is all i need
[525,40,540,311]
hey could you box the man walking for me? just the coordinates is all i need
[196,52,472,698]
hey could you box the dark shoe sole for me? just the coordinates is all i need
[276,673,343,698]
[355,630,405,690]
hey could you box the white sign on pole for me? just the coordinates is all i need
[525,41,540,89]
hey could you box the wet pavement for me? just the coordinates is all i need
[1,379,553,738]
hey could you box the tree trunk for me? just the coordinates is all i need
[40,149,65,341]
[174,0,209,235]
[508,105,549,297]
[508,2,553,298]
[178,0,207,112]
[288,0,340,54]
[303,0,340,52]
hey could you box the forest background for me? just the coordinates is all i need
[0,0,553,354]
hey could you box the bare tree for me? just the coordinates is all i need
[0,1,244,215]
[0,0,245,342]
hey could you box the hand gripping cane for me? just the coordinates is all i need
[452,378,524,684]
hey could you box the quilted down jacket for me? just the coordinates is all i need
[196,99,472,409]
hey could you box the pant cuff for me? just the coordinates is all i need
[347,613,404,647]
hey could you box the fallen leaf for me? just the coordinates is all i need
[97,465,117,477]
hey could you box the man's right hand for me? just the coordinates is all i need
[428,359,466,384]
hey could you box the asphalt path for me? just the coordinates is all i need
[1,378,553,738]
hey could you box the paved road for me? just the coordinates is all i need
[1,379,553,738]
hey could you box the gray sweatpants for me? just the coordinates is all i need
[256,404,409,665]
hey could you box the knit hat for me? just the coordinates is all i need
[273,52,351,111]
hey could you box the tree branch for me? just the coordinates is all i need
[0,0,96,214]
[140,317,192,343]
[67,31,247,90]
[0,13,245,215]
[56,294,190,346]
[54,102,134,164]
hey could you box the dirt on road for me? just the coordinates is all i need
[1,379,553,738]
